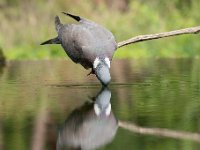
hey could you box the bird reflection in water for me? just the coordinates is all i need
[57,88,118,150]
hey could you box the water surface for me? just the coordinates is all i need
[0,59,200,150]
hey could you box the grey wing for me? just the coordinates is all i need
[57,25,80,63]
[80,20,117,60]
[58,25,95,68]
[58,16,117,68]
[62,12,117,51]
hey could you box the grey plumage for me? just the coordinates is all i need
[41,13,117,85]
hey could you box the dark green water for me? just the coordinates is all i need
[0,59,200,150]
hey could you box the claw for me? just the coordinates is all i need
[87,69,95,76]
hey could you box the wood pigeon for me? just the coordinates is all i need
[56,88,118,150]
[41,13,117,86]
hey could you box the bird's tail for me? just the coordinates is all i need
[55,16,63,32]
[40,37,60,45]
[40,16,62,45]
[62,12,81,22]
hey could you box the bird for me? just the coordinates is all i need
[56,87,118,150]
[41,12,117,86]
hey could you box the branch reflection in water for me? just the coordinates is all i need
[57,88,118,150]
[119,121,200,143]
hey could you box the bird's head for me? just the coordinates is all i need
[93,57,111,86]
[94,87,111,116]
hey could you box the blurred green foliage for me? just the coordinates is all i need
[0,0,199,60]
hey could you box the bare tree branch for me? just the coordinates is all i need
[117,26,200,48]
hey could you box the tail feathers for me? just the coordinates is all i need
[55,16,62,32]
[40,37,60,45]
[62,12,81,22]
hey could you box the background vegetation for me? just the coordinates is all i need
[0,0,200,60]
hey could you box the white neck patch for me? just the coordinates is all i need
[105,57,110,68]
[94,104,101,116]
[93,57,100,69]
[93,57,111,69]
[105,103,111,116]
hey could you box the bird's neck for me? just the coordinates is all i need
[93,57,110,69]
